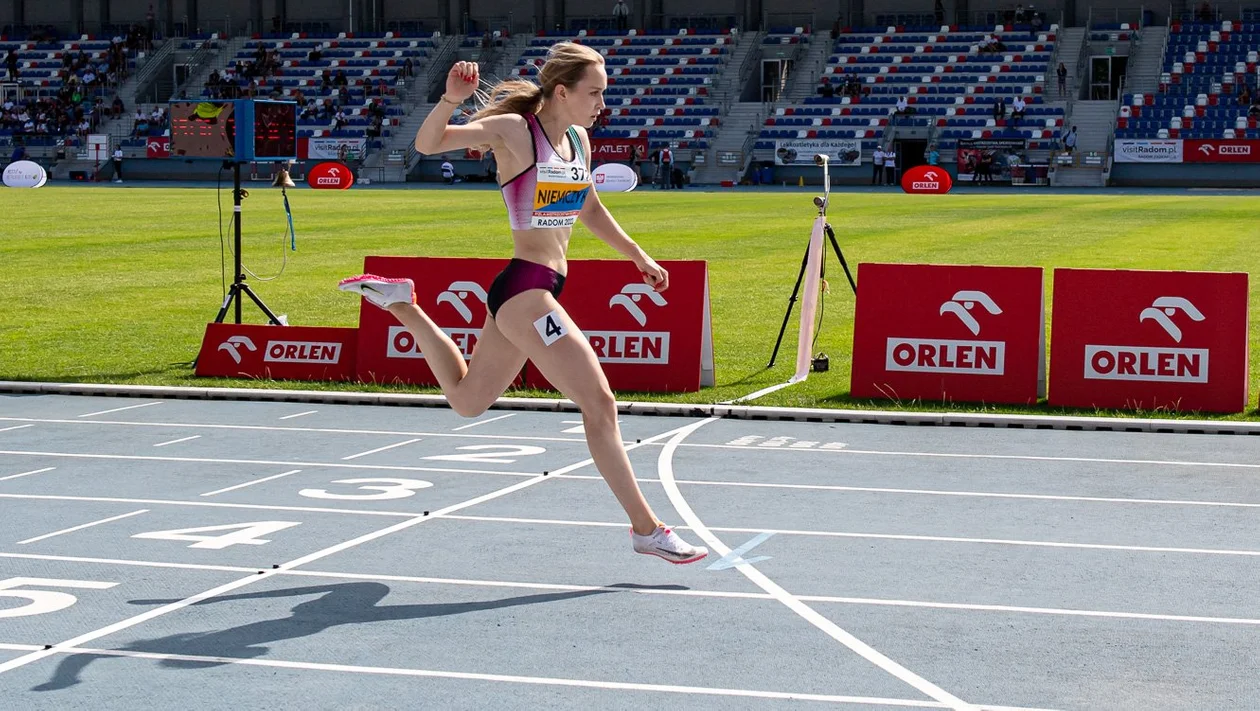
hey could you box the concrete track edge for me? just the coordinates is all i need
[2,380,1258,436]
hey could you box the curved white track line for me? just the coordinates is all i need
[657,417,979,711]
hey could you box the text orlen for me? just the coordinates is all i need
[588,331,670,364]
[911,181,939,190]
[1083,345,1209,383]
[263,340,342,364]
[387,325,479,360]
[885,337,1005,375]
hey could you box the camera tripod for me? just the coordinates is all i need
[767,153,858,369]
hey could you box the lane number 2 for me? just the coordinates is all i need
[423,445,547,464]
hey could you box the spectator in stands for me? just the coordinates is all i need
[992,97,1006,121]
[1197,1,1213,22]
[872,145,885,185]
[333,108,347,133]
[403,57,414,79]
[1014,5,1027,23]
[1030,12,1043,38]
[440,159,457,184]
[308,46,323,62]
[613,0,631,32]
[935,0,945,26]
[1062,125,1077,153]
[818,78,835,99]
[5,49,18,80]
[1057,62,1068,97]
[1240,86,1252,106]
[1011,95,1026,124]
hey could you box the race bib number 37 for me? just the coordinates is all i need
[531,164,588,229]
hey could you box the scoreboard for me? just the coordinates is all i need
[168,100,297,162]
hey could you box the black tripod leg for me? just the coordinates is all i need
[824,222,858,295]
[768,247,811,368]
[213,285,240,324]
[239,284,285,325]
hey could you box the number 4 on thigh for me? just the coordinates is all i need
[132,521,302,549]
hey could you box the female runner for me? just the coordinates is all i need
[339,42,707,564]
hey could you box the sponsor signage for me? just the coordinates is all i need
[850,263,1046,404]
[1183,139,1260,163]
[592,162,639,192]
[956,138,1025,182]
[145,136,171,159]
[306,161,355,190]
[591,137,648,163]
[900,164,952,194]
[1114,139,1183,163]
[1049,269,1249,413]
[354,257,713,392]
[195,323,359,381]
[2,160,47,188]
[774,139,862,166]
[304,136,367,160]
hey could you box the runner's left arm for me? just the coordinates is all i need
[575,127,669,292]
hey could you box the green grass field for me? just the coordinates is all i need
[3,185,1259,419]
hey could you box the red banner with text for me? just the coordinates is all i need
[353,257,712,392]
[592,137,649,164]
[850,263,1046,405]
[1048,269,1249,413]
[1182,139,1260,163]
[195,323,359,381]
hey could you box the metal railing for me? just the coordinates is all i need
[170,36,222,100]
[425,34,461,101]
[132,36,176,92]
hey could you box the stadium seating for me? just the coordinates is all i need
[0,35,137,144]
[511,28,732,151]
[1116,20,1260,140]
[756,24,1065,154]
[195,31,434,149]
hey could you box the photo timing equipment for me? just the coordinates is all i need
[768,153,858,374]
[169,99,298,325]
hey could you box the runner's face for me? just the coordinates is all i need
[561,64,607,128]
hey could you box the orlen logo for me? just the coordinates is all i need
[900,164,952,194]
[885,290,1005,375]
[435,281,488,323]
[263,340,342,364]
[217,335,258,364]
[609,283,667,326]
[1085,297,1209,383]
[307,161,355,190]
[583,283,672,364]
[1199,143,1251,156]
[387,326,479,361]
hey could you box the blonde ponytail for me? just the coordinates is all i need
[469,41,604,123]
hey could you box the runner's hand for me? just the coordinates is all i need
[445,61,479,102]
[638,256,669,293]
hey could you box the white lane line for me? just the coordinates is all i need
[152,435,201,448]
[0,492,417,518]
[0,424,34,433]
[439,512,1260,558]
[452,413,517,431]
[0,419,705,678]
[0,417,591,444]
[656,418,978,711]
[200,469,303,498]
[0,467,56,482]
[0,643,1056,710]
[17,509,149,545]
[341,438,423,461]
[7,415,1260,471]
[5,551,1260,628]
[0,450,537,477]
[279,410,319,420]
[75,402,161,418]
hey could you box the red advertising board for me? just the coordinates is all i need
[1183,139,1260,163]
[591,137,648,164]
[850,263,1045,405]
[900,164,952,194]
[1048,269,1249,413]
[195,323,358,381]
[353,257,712,392]
[145,136,170,158]
[307,161,355,189]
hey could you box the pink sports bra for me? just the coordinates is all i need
[499,113,591,230]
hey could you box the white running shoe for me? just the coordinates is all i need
[338,274,416,310]
[631,525,708,564]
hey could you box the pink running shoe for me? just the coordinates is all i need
[631,525,708,564]
[338,274,416,310]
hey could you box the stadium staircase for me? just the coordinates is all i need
[689,29,767,185]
